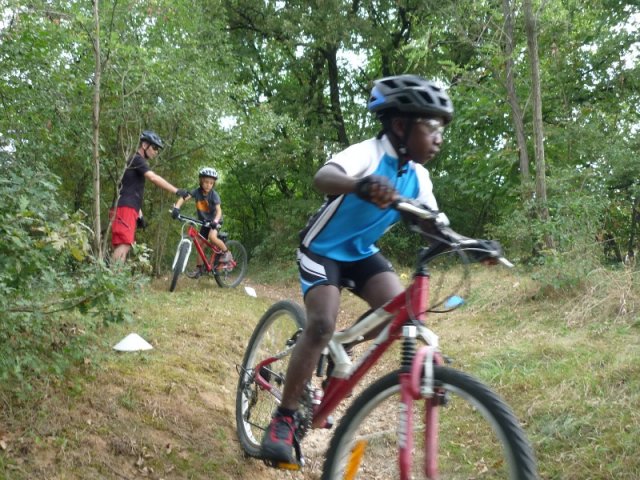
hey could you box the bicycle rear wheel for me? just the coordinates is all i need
[235,300,306,458]
[215,240,248,288]
[322,367,538,480]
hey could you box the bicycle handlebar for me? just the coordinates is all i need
[393,198,514,268]
[171,211,207,227]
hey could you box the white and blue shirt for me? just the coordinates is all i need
[300,134,438,262]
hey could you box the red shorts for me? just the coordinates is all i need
[110,206,138,247]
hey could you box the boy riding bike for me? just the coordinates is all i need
[260,74,456,466]
[171,167,231,277]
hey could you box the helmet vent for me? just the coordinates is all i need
[418,91,435,105]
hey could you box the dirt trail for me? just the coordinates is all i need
[0,279,345,480]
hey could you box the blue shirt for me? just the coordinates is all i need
[300,135,438,262]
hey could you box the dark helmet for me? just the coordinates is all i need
[198,167,218,179]
[367,75,454,125]
[140,130,164,149]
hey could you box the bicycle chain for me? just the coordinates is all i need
[294,387,314,440]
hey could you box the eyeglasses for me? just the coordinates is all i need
[148,144,159,152]
[415,118,445,137]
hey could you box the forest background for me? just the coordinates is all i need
[0,0,639,451]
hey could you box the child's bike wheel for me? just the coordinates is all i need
[169,242,190,292]
[322,367,538,479]
[214,240,247,288]
[235,300,306,458]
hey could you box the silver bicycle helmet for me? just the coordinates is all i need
[199,167,218,179]
[139,130,164,149]
[367,75,454,125]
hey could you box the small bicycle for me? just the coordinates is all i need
[169,213,247,291]
[235,199,538,479]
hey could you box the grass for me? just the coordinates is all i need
[1,264,639,479]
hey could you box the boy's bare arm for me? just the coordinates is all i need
[313,163,357,195]
[174,196,188,209]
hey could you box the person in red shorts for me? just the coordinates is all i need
[111,130,189,263]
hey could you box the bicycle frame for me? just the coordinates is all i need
[184,224,224,273]
[323,272,446,479]
[253,269,446,479]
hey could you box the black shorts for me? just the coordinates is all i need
[199,221,222,239]
[297,246,394,297]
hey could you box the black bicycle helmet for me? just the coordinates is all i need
[139,130,164,149]
[199,167,218,179]
[367,75,454,125]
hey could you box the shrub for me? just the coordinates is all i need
[489,171,609,297]
[0,159,134,396]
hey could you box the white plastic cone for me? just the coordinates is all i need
[113,333,153,352]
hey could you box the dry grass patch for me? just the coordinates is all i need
[1,266,639,479]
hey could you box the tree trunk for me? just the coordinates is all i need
[523,0,553,249]
[626,196,639,263]
[92,0,102,259]
[324,46,349,147]
[501,0,531,200]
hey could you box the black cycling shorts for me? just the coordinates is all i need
[297,246,394,298]
[199,220,222,239]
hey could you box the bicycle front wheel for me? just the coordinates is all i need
[322,367,538,480]
[215,240,248,288]
[235,300,306,458]
[169,241,190,292]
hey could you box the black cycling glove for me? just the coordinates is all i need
[355,175,395,203]
[175,188,189,199]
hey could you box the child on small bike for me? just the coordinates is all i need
[171,167,231,277]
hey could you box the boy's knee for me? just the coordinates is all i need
[305,314,335,343]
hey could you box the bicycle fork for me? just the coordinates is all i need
[398,325,444,480]
[172,238,192,272]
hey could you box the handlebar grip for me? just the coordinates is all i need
[167,210,205,226]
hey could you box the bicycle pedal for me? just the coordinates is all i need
[437,391,450,406]
[263,459,302,471]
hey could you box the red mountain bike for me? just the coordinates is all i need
[235,199,538,479]
[169,213,247,291]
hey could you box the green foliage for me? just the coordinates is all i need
[129,242,154,276]
[377,220,425,267]
[0,159,134,394]
[2,0,640,281]
[489,166,610,294]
